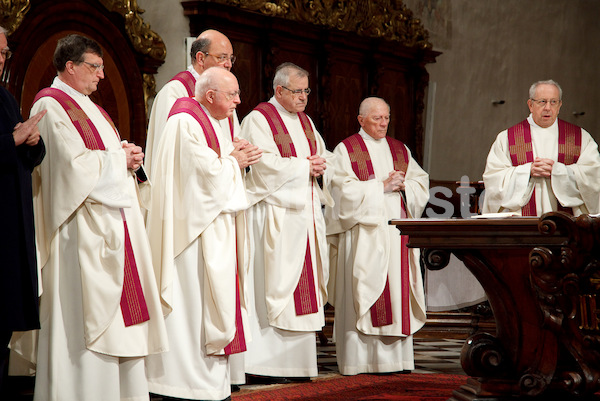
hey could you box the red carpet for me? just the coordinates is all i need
[233,373,466,400]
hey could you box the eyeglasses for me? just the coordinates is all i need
[1,49,12,60]
[531,98,560,107]
[203,52,236,65]
[82,61,105,73]
[281,86,311,96]
[213,89,241,101]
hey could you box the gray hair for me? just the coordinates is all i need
[358,97,390,117]
[529,79,562,100]
[0,26,7,36]
[273,62,309,91]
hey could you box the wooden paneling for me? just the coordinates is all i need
[181,1,439,161]
[4,0,164,146]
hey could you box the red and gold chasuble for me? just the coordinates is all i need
[33,88,150,327]
[168,97,246,354]
[507,119,581,216]
[342,133,411,335]
[169,71,235,138]
[254,102,319,316]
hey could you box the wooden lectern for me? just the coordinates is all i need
[391,212,600,400]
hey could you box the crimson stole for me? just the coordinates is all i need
[254,102,319,316]
[168,97,246,354]
[33,88,150,327]
[507,119,581,216]
[341,133,411,335]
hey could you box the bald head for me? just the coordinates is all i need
[358,97,391,140]
[190,29,234,73]
[359,97,389,117]
[196,67,241,120]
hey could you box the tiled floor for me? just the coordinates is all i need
[233,337,465,396]
[316,337,465,377]
[411,338,465,375]
[4,337,465,400]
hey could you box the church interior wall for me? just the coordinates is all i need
[138,0,600,181]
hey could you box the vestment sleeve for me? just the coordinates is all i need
[482,130,534,213]
[325,143,385,234]
[402,144,430,219]
[551,129,600,214]
[240,110,311,209]
[31,97,105,244]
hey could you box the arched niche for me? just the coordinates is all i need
[2,0,165,146]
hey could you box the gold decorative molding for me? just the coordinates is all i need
[1,1,165,63]
[142,73,156,116]
[209,0,431,49]
[0,0,30,35]
[99,0,166,62]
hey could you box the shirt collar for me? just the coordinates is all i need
[527,113,558,129]
[270,96,297,116]
[358,127,385,143]
[53,76,88,98]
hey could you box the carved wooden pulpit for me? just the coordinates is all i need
[392,212,600,400]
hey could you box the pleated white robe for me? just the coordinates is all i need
[325,129,429,375]
[145,102,250,400]
[145,66,198,180]
[483,115,600,216]
[144,67,246,385]
[14,77,168,401]
[240,97,333,378]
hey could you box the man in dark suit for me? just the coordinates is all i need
[0,25,46,393]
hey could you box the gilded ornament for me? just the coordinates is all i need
[0,0,30,35]
[99,0,166,61]
[142,73,157,117]
[218,0,431,49]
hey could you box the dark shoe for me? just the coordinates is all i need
[230,384,241,392]
[246,374,291,384]
[286,376,311,383]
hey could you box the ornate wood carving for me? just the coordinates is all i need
[2,0,165,145]
[98,0,166,63]
[98,0,166,105]
[182,0,439,160]
[392,213,600,400]
[0,0,30,35]
[205,0,432,49]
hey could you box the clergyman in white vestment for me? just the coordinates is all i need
[145,29,238,181]
[145,67,262,400]
[325,97,429,375]
[143,29,246,388]
[12,34,168,401]
[240,62,334,381]
[483,79,600,216]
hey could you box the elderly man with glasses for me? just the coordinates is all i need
[483,79,600,216]
[325,97,430,376]
[145,29,238,181]
[145,66,261,401]
[240,62,334,384]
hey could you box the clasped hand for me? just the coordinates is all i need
[531,157,554,178]
[383,170,405,193]
[230,137,263,169]
[308,155,326,177]
[122,141,144,171]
